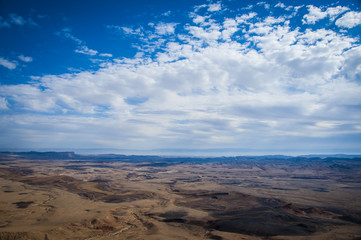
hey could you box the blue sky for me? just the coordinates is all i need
[1,0,361,155]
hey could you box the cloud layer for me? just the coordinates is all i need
[1,2,361,153]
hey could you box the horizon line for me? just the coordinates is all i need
[1,148,361,158]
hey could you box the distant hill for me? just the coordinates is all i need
[1,151,360,164]
[0,151,76,160]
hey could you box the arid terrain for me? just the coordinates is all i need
[0,152,361,240]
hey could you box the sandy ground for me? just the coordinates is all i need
[0,153,361,240]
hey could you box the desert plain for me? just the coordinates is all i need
[0,152,361,240]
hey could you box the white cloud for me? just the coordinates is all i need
[3,19,360,145]
[0,84,56,112]
[303,5,350,24]
[120,26,144,36]
[326,6,349,21]
[155,22,177,35]
[60,28,83,44]
[75,46,98,56]
[275,2,286,9]
[18,55,33,62]
[99,53,113,57]
[193,4,207,12]
[0,97,8,110]
[186,24,221,42]
[1,2,361,152]
[222,18,239,41]
[58,28,99,56]
[162,11,172,16]
[121,26,133,34]
[257,2,270,9]
[0,57,17,70]
[336,11,361,28]
[236,12,257,24]
[192,15,208,24]
[193,2,222,13]
[340,45,361,81]
[303,5,328,24]
[208,3,222,12]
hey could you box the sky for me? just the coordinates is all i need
[0,0,361,155]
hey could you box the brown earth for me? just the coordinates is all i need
[0,152,361,239]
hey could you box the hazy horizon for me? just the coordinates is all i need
[2,147,361,158]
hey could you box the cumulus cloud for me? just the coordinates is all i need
[0,57,17,70]
[1,2,361,151]
[336,11,361,28]
[208,3,222,12]
[303,5,327,24]
[326,6,350,21]
[303,5,349,24]
[155,22,177,35]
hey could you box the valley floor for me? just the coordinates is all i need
[0,152,361,240]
